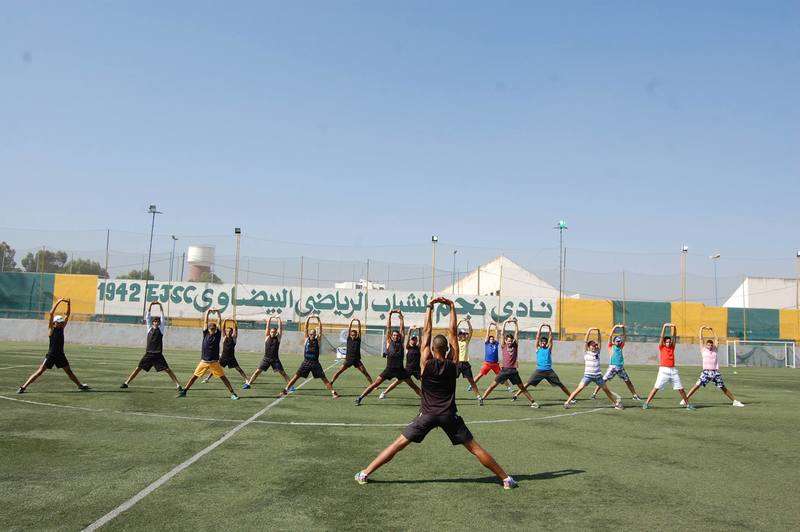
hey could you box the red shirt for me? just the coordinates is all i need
[659,345,675,367]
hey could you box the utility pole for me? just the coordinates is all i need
[431,236,438,295]
[167,235,178,319]
[452,249,458,294]
[142,204,162,319]
[710,253,721,306]
[554,220,568,339]
[233,228,241,319]
[681,245,688,338]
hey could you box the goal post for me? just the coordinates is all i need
[726,340,797,368]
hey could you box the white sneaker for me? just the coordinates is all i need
[563,401,572,409]
[530,402,540,409]
[590,393,597,401]
[354,471,368,485]
[568,399,577,405]
[503,477,518,490]
[732,400,745,407]
[614,401,624,410]
[679,399,687,406]
[632,395,642,401]
[378,392,386,400]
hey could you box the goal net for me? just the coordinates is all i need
[726,340,797,368]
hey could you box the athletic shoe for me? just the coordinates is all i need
[590,393,597,400]
[568,399,577,405]
[78,384,90,391]
[378,392,386,400]
[201,376,212,384]
[530,402,540,409]
[503,477,518,490]
[732,400,745,407]
[614,402,624,410]
[289,386,297,393]
[354,396,363,406]
[511,394,518,402]
[332,391,340,399]
[632,395,643,401]
[642,403,651,410]
[231,394,239,401]
[563,401,572,409]
[355,471,368,485]
[177,386,184,392]
[679,399,687,406]
[177,389,187,397]
[685,404,696,411]
[120,383,128,389]
[478,396,484,406]
[242,382,251,390]
[16,387,25,394]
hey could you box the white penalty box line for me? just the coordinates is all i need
[80,362,337,532]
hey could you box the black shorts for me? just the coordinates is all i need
[297,359,326,379]
[219,356,240,369]
[258,357,284,373]
[380,366,410,381]
[457,361,474,380]
[495,368,522,386]
[402,413,473,445]
[138,353,169,372]
[43,352,69,369]
[526,369,563,387]
[405,365,421,380]
[343,358,364,369]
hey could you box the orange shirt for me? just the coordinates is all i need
[659,345,675,367]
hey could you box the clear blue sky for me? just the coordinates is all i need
[2,1,798,285]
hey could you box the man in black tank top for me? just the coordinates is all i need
[354,310,421,406]
[279,316,339,398]
[330,319,374,385]
[354,298,517,489]
[202,320,248,384]
[18,299,90,394]
[120,302,183,391]
[244,317,292,390]
[377,326,421,399]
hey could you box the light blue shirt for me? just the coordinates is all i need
[536,347,552,370]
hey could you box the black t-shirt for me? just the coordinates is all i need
[264,335,280,358]
[48,327,65,356]
[421,357,457,416]
[405,345,421,369]
[385,338,404,369]
[202,329,222,361]
[146,327,163,354]
[222,336,236,357]
[346,337,361,359]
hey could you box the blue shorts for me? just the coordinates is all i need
[697,370,725,389]
[581,374,605,386]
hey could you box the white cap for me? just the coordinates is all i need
[53,315,65,323]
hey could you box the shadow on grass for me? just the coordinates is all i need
[370,469,586,485]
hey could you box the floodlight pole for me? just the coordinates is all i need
[142,205,162,320]
[233,228,241,320]
[554,221,567,339]
[710,253,721,306]
[680,245,688,337]
[452,249,458,295]
[431,236,438,296]
[167,235,177,319]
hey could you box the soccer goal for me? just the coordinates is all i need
[726,340,797,368]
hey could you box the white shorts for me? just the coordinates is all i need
[653,367,683,391]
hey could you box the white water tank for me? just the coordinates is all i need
[187,245,215,281]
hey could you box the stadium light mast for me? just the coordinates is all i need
[554,220,567,339]
[681,245,689,336]
[452,249,458,295]
[142,204,162,319]
[795,251,799,335]
[710,253,721,306]
[166,235,178,319]
[431,235,438,296]
[233,228,242,320]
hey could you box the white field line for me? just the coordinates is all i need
[79,362,337,531]
[0,393,609,427]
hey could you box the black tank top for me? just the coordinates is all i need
[264,336,280,358]
[222,337,236,357]
[146,327,163,354]
[346,337,361,358]
[304,337,320,361]
[405,345,421,369]
[385,339,404,369]
[48,327,65,356]
[421,357,457,416]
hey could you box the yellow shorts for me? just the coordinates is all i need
[193,361,225,378]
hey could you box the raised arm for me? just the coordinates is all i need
[48,299,61,329]
[660,323,675,346]
[420,304,434,372]
[406,326,418,349]
[386,311,395,344]
[397,310,405,342]
[277,316,283,339]
[585,327,600,349]
[465,316,473,341]
[63,299,72,325]
[444,298,458,353]
[203,309,211,331]
[539,324,553,349]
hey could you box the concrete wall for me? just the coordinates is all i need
[0,318,707,366]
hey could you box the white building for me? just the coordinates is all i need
[723,277,799,309]
[441,255,560,299]
[334,279,386,291]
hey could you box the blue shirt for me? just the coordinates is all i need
[484,341,499,363]
[536,347,552,370]
[609,344,624,366]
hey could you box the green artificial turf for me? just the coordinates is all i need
[1,341,797,530]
